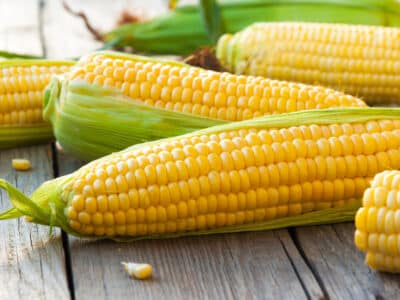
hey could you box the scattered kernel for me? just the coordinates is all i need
[12,159,31,171]
[122,262,153,280]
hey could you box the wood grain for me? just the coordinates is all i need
[0,1,69,299]
[67,230,322,300]
[294,223,400,300]
[0,146,69,299]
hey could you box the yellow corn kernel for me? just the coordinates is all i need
[11,158,31,171]
[121,262,153,280]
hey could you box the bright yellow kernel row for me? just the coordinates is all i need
[69,198,359,237]
[69,52,366,121]
[68,178,368,219]
[73,150,395,198]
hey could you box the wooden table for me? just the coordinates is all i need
[0,1,399,299]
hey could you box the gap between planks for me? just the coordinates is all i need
[38,1,75,299]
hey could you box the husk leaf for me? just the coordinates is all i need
[43,77,225,161]
[105,0,400,55]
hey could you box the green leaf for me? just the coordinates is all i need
[199,0,225,43]
[105,0,400,55]
[0,50,42,59]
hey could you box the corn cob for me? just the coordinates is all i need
[2,108,400,239]
[216,22,400,105]
[104,0,400,55]
[45,51,365,161]
[0,59,74,148]
[68,51,366,121]
[355,170,400,273]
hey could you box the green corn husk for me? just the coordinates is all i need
[0,51,42,59]
[0,59,74,149]
[105,0,400,55]
[43,78,226,161]
[1,107,400,240]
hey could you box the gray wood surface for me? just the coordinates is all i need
[0,1,69,299]
[1,0,399,299]
[295,224,400,299]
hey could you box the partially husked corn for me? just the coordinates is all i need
[2,108,399,239]
[68,51,366,122]
[0,60,72,125]
[61,115,400,237]
[122,262,153,280]
[216,22,400,104]
[355,170,400,273]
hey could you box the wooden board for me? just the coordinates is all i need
[0,1,70,299]
[67,230,322,300]
[294,224,400,299]
[0,146,69,299]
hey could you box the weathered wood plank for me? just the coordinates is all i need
[0,0,69,299]
[295,223,400,300]
[0,146,69,299]
[68,230,318,300]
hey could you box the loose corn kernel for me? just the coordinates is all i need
[122,262,153,280]
[12,159,31,171]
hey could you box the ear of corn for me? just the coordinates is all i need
[0,59,74,148]
[104,0,400,55]
[45,51,365,161]
[2,107,400,240]
[216,22,400,105]
[355,170,400,273]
